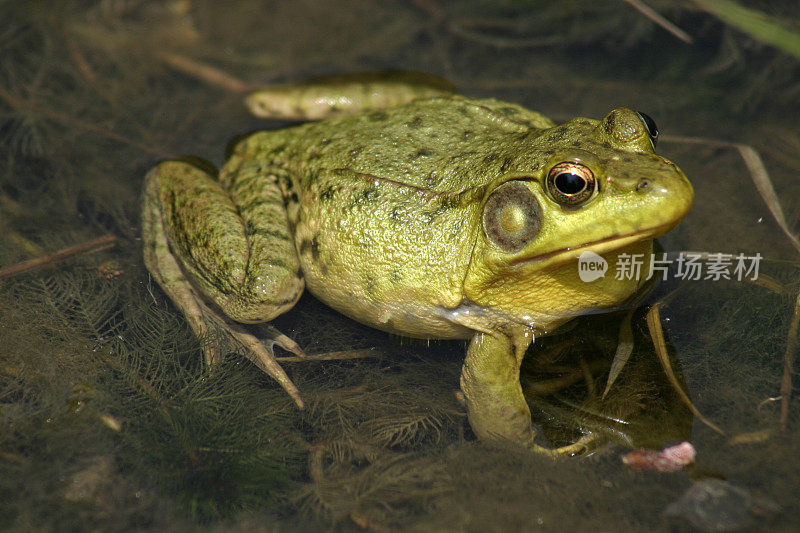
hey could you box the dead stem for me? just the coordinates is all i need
[62,27,101,87]
[524,360,608,396]
[0,198,45,256]
[3,229,46,257]
[780,290,800,432]
[623,0,693,43]
[663,134,800,432]
[603,308,635,398]
[0,234,117,281]
[0,195,31,219]
[276,348,381,363]
[692,0,800,60]
[646,303,725,434]
[578,356,597,399]
[727,428,773,445]
[750,273,791,295]
[154,50,253,93]
[307,444,325,484]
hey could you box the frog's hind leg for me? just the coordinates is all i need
[245,71,457,120]
[142,160,305,407]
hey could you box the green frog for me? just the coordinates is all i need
[141,73,693,455]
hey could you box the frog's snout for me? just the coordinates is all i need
[638,166,694,224]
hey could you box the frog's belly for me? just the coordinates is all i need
[303,280,474,340]
[288,168,477,339]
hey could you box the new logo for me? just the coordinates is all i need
[578,251,607,282]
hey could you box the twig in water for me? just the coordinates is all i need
[647,303,724,434]
[0,234,117,280]
[276,348,381,363]
[623,0,693,43]
[780,290,800,432]
[154,50,253,93]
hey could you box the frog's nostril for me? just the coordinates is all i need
[636,178,651,191]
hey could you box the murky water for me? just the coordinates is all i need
[2,1,799,531]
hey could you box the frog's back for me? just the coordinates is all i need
[221,96,558,340]
[280,96,556,193]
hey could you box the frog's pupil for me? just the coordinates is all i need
[555,172,586,195]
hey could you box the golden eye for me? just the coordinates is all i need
[483,181,541,253]
[546,162,596,206]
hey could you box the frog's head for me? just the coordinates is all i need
[463,108,693,333]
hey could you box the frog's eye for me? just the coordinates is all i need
[636,111,659,148]
[546,162,596,206]
[483,181,542,253]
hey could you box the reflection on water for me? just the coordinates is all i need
[521,307,693,453]
[1,0,799,531]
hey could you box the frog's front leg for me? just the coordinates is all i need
[141,159,305,406]
[461,329,563,456]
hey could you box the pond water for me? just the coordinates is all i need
[1,1,799,531]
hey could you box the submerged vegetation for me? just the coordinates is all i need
[1,0,800,530]
[2,270,304,526]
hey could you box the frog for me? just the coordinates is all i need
[141,72,693,455]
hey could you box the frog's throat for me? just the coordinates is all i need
[511,220,677,267]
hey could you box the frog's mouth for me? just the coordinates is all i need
[511,220,678,267]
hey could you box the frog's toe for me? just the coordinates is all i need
[193,302,305,407]
[553,433,601,457]
[524,434,598,458]
[226,321,305,408]
[262,324,306,359]
[527,444,561,458]
[553,441,588,457]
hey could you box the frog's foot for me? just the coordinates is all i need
[223,320,306,408]
[553,433,601,457]
[143,241,306,408]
